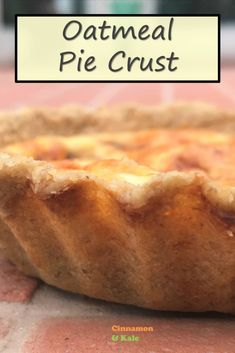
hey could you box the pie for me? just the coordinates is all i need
[0,102,235,314]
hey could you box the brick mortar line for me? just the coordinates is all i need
[29,284,146,318]
[0,302,28,353]
[161,83,174,103]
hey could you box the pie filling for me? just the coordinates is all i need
[2,129,235,186]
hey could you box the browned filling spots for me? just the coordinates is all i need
[3,129,235,187]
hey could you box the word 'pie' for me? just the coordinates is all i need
[0,104,235,314]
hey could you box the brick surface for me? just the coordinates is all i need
[22,316,235,353]
[0,254,38,303]
[173,83,235,108]
[22,318,157,353]
[1,67,235,109]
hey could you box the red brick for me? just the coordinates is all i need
[38,83,107,106]
[0,255,38,303]
[22,316,235,353]
[1,67,235,108]
[173,83,235,108]
[0,318,10,340]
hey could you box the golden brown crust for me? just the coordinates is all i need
[0,153,235,313]
[1,102,235,313]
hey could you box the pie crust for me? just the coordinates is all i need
[0,102,235,314]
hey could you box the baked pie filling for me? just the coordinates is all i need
[3,128,235,185]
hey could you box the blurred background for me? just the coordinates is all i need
[0,0,235,110]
